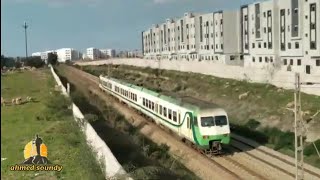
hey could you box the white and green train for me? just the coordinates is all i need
[99,75,231,154]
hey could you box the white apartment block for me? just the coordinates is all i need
[56,48,80,62]
[142,11,243,65]
[40,50,56,61]
[142,0,320,75]
[241,0,280,68]
[86,47,101,60]
[241,0,320,75]
[100,49,116,58]
[278,0,320,75]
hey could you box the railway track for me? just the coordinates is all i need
[58,65,320,180]
[230,137,320,179]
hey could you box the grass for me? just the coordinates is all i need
[75,64,320,168]
[55,66,200,180]
[1,69,104,179]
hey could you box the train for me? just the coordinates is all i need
[99,75,231,154]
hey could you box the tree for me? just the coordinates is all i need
[23,56,45,68]
[47,53,58,65]
[15,61,22,68]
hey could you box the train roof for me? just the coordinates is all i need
[101,76,225,112]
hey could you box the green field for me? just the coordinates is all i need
[1,69,104,179]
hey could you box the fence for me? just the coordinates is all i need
[49,65,131,179]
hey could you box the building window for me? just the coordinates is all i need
[264,42,267,48]
[316,60,320,66]
[270,57,273,63]
[297,59,301,66]
[252,43,255,48]
[265,57,268,62]
[258,43,261,48]
[230,56,235,60]
[290,59,293,65]
[295,42,299,49]
[259,57,262,62]
[288,43,291,49]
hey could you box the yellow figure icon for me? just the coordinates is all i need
[22,135,50,164]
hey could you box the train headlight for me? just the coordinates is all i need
[202,135,208,139]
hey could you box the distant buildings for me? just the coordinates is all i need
[85,48,116,60]
[86,47,101,60]
[31,48,81,63]
[141,0,320,75]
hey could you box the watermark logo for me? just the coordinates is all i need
[10,134,63,172]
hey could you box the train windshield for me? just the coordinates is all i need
[214,116,228,126]
[201,117,215,127]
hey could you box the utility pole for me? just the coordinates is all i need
[294,73,304,180]
[22,21,28,59]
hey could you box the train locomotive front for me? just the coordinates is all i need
[192,108,230,155]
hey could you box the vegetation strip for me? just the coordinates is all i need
[1,69,104,179]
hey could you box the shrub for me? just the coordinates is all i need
[304,140,320,156]
[245,119,261,129]
[84,113,99,123]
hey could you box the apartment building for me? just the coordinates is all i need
[56,48,80,62]
[86,47,101,60]
[142,0,319,73]
[279,0,320,75]
[100,49,116,58]
[241,0,280,68]
[40,50,56,62]
[142,11,243,65]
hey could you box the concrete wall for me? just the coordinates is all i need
[49,65,131,179]
[75,59,320,96]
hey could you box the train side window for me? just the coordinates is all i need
[160,105,163,115]
[168,109,172,120]
[155,103,158,112]
[178,113,181,124]
[173,111,177,122]
[143,98,146,106]
[163,107,167,117]
[146,100,149,108]
[151,102,154,111]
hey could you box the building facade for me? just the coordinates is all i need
[86,47,101,60]
[56,48,81,62]
[142,0,320,74]
[100,49,116,58]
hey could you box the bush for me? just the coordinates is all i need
[23,56,45,68]
[304,140,320,156]
[231,124,268,144]
[262,127,294,151]
[84,113,99,123]
[245,119,261,129]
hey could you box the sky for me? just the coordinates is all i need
[1,0,259,57]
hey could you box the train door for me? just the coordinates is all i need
[182,113,193,140]
[187,115,193,139]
